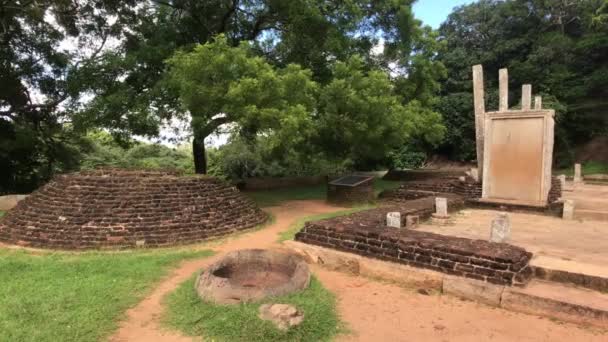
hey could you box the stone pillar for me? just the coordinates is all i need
[558,174,566,191]
[521,84,532,110]
[563,200,575,220]
[490,212,511,243]
[534,96,542,110]
[473,65,485,178]
[405,215,419,228]
[499,68,509,111]
[574,163,583,183]
[432,197,450,225]
[386,212,401,228]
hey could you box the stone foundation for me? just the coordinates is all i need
[295,197,533,286]
[0,169,268,249]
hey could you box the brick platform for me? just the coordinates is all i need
[0,169,268,249]
[295,198,533,286]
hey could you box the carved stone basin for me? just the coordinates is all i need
[195,249,310,304]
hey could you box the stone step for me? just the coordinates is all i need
[502,280,608,328]
[575,209,608,221]
[570,197,608,211]
[531,255,608,292]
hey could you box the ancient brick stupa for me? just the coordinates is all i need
[0,169,267,249]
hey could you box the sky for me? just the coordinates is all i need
[413,0,476,28]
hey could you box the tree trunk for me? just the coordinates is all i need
[192,136,207,174]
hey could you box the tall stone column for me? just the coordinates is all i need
[499,68,509,111]
[472,64,485,178]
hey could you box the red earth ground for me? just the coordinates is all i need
[110,200,606,342]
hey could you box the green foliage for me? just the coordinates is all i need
[0,248,213,342]
[315,56,445,169]
[162,276,341,342]
[437,0,608,162]
[278,205,377,242]
[388,146,427,170]
[79,131,194,173]
[556,161,608,176]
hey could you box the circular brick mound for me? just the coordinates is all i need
[0,169,267,249]
[196,249,310,304]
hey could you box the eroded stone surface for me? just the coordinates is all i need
[196,249,310,304]
[259,304,304,331]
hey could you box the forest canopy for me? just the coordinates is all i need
[1,0,606,192]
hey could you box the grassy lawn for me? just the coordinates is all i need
[556,161,608,176]
[278,205,376,242]
[0,248,213,342]
[246,178,401,207]
[0,210,5,218]
[163,275,341,342]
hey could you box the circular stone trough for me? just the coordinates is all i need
[195,249,310,304]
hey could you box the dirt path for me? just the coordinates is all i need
[109,200,344,342]
[314,267,605,342]
[110,200,605,342]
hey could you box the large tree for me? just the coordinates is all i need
[165,36,317,173]
[0,0,132,192]
[80,0,446,173]
[436,0,608,164]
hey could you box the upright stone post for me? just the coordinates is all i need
[472,65,485,179]
[534,96,542,110]
[563,200,575,220]
[386,212,401,228]
[499,68,509,111]
[558,174,566,192]
[521,84,532,110]
[574,163,583,183]
[490,212,511,243]
[432,197,450,225]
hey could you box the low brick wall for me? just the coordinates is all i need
[548,176,561,203]
[383,169,466,181]
[0,169,268,250]
[382,179,482,201]
[295,197,533,286]
[327,178,374,205]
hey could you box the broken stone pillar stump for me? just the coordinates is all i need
[386,212,401,228]
[432,197,450,225]
[574,163,583,184]
[563,200,575,220]
[490,212,511,243]
[558,174,566,190]
[259,304,304,331]
[405,215,419,228]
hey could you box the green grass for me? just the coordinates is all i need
[0,248,214,342]
[246,179,401,207]
[278,205,376,242]
[0,211,5,218]
[556,161,608,176]
[163,275,341,342]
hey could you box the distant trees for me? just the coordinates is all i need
[436,0,608,165]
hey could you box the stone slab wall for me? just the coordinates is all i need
[0,170,268,250]
[295,207,533,286]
